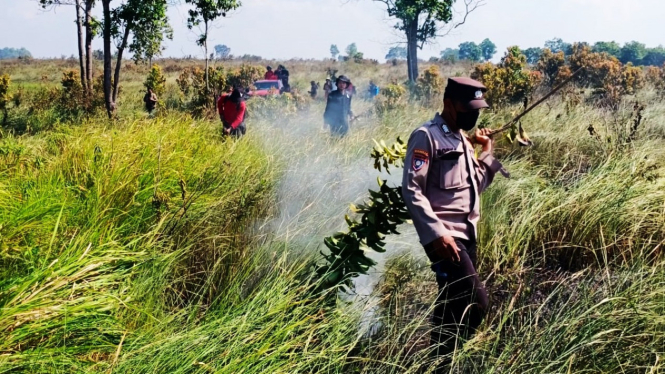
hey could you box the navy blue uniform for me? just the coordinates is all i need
[323,89,353,136]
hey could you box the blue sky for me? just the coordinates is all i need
[1,0,663,60]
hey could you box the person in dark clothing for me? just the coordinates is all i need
[276,65,290,93]
[308,81,320,99]
[323,75,354,137]
[143,88,158,114]
[217,87,247,138]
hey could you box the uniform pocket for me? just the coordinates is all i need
[438,150,464,189]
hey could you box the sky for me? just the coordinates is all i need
[0,0,663,61]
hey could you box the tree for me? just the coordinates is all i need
[523,47,543,64]
[185,0,241,91]
[330,44,339,60]
[544,38,572,55]
[479,38,496,61]
[642,47,665,67]
[385,46,407,60]
[0,48,32,60]
[214,44,231,59]
[38,0,95,93]
[458,41,482,62]
[346,43,359,59]
[620,41,646,65]
[440,48,459,62]
[374,0,483,82]
[592,41,621,58]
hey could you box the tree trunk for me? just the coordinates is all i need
[204,21,209,92]
[75,0,86,89]
[84,0,94,93]
[102,0,114,118]
[113,23,132,104]
[406,21,419,82]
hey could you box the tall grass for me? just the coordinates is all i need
[0,59,663,373]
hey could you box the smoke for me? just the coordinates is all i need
[250,100,422,295]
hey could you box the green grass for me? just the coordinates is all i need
[0,58,663,373]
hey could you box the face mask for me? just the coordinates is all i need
[456,110,480,131]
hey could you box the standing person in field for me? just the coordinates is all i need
[308,81,320,99]
[323,75,354,137]
[264,66,278,80]
[217,87,247,138]
[368,80,380,99]
[402,77,508,373]
[143,88,158,115]
[323,78,333,100]
[276,65,291,93]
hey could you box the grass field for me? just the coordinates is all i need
[0,57,663,373]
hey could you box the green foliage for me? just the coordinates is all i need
[226,64,263,89]
[523,47,543,64]
[330,44,339,60]
[0,47,32,60]
[544,37,572,55]
[472,46,541,107]
[184,0,241,46]
[592,41,621,57]
[480,38,497,61]
[619,40,647,65]
[214,44,231,59]
[375,83,407,114]
[144,64,166,96]
[385,46,408,60]
[383,0,454,43]
[440,47,460,63]
[0,74,10,124]
[415,65,445,102]
[459,41,482,62]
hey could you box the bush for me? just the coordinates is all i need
[471,46,540,108]
[537,48,566,85]
[0,74,10,124]
[375,83,407,114]
[144,64,167,97]
[414,65,445,103]
[226,64,263,90]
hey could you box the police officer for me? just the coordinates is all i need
[323,75,354,137]
[402,77,506,371]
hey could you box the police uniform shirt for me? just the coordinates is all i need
[402,113,504,245]
[323,89,352,127]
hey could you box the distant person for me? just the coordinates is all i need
[143,88,158,115]
[217,87,247,138]
[347,81,357,97]
[276,65,290,93]
[323,75,354,137]
[368,81,380,99]
[264,66,278,80]
[323,78,333,100]
[308,81,320,99]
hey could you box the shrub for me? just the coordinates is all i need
[0,74,10,124]
[226,64,263,90]
[537,48,566,85]
[471,46,539,108]
[569,43,622,89]
[414,65,445,103]
[144,64,167,97]
[375,83,407,114]
[621,63,645,95]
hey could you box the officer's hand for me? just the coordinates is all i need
[223,127,231,135]
[432,235,461,262]
[475,128,493,153]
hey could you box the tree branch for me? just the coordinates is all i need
[437,0,485,38]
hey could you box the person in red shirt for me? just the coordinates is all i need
[217,88,247,138]
[264,66,278,80]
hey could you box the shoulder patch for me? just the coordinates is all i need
[442,124,451,134]
[412,149,429,171]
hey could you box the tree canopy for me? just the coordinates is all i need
[0,48,32,60]
[459,41,482,61]
[385,46,407,60]
[479,38,497,61]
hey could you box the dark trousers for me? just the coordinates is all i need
[428,238,488,369]
[225,123,246,138]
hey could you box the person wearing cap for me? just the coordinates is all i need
[264,66,278,80]
[323,75,354,137]
[323,78,333,100]
[276,65,290,93]
[402,77,507,371]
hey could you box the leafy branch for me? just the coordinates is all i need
[317,137,409,291]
